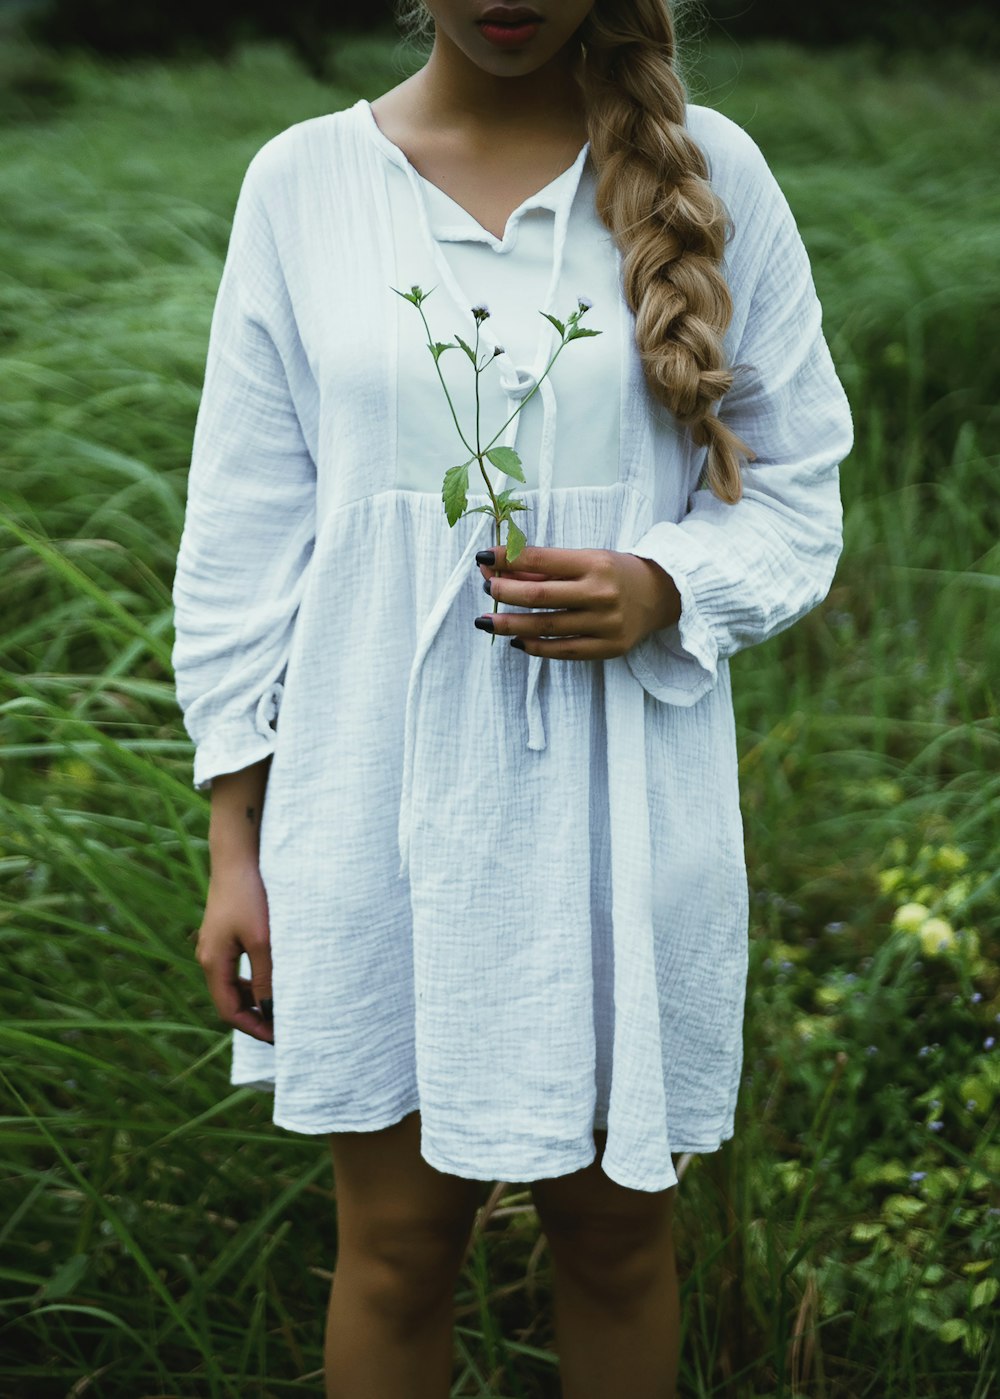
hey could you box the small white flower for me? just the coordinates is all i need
[577,295,593,312]
[471,302,491,322]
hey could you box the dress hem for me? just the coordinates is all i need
[268,1098,734,1190]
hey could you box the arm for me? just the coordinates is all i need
[174,143,316,1043]
[171,141,317,789]
[476,174,851,670]
[622,137,854,705]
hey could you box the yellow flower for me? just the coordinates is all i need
[892,902,931,934]
[919,917,956,957]
[941,878,972,913]
[934,845,969,874]
[878,866,907,895]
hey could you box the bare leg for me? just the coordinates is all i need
[530,1130,680,1399]
[324,1110,486,1399]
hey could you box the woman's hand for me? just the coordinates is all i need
[476,544,681,660]
[195,860,275,1045]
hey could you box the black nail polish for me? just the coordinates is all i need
[482,578,492,596]
[510,637,525,651]
[476,550,496,566]
[474,616,494,633]
[260,998,273,1021]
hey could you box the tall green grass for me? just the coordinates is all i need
[1,23,997,1398]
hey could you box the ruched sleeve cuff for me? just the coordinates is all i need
[623,525,721,705]
[191,681,285,791]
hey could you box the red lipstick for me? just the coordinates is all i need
[478,6,544,50]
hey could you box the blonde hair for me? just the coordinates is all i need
[392,0,754,503]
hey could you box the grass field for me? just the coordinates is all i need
[1,18,998,1398]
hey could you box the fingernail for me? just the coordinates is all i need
[482,578,492,596]
[260,998,273,1021]
[476,550,496,566]
[510,638,525,651]
[474,616,494,633]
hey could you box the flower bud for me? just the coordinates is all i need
[471,303,491,322]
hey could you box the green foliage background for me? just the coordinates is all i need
[0,15,998,1399]
[19,0,1000,67]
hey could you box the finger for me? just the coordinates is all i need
[479,565,549,583]
[508,635,621,660]
[481,607,606,639]
[236,975,275,1043]
[203,949,275,1044]
[476,545,591,577]
[249,942,273,1021]
[483,574,584,610]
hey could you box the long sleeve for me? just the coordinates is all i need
[171,145,318,790]
[624,126,854,706]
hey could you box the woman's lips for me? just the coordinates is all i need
[479,20,542,48]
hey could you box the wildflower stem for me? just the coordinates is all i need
[413,300,476,459]
[471,317,504,638]
[474,321,482,461]
[481,334,571,455]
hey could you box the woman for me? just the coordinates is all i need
[171,1,853,1394]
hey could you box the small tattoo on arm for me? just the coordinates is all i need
[245,805,257,825]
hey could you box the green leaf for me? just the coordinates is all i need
[505,517,527,563]
[938,1319,967,1345]
[39,1252,90,1300]
[429,341,455,362]
[442,462,470,527]
[496,488,528,513]
[540,312,566,336]
[462,505,497,517]
[566,327,603,340]
[485,446,525,482]
[454,334,478,366]
[972,1278,999,1311]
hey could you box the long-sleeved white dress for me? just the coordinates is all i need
[170,95,853,1193]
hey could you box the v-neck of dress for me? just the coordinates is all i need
[358,97,590,251]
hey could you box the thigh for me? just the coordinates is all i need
[529,1129,676,1242]
[328,1109,488,1255]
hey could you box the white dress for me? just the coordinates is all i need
[170,96,853,1192]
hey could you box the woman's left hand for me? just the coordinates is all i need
[476,544,681,660]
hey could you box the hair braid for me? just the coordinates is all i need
[574,0,754,502]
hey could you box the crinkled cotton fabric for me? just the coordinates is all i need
[170,96,853,1192]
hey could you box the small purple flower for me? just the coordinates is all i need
[966,1100,977,1111]
[985,1037,996,1050]
[845,973,857,983]
[866,1045,878,1055]
[471,302,491,322]
[825,921,845,934]
[918,1046,931,1057]
[930,1098,942,1110]
[780,959,794,971]
[576,295,593,312]
[971,992,982,1004]
[929,1120,944,1132]
[910,1171,926,1183]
